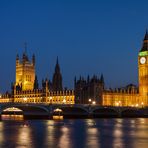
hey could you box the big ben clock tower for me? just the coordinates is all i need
[138,31,148,104]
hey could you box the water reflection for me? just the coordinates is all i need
[45,121,56,147]
[139,118,145,124]
[0,119,148,148]
[113,119,124,148]
[132,118,148,148]
[1,115,24,121]
[0,122,4,145]
[58,126,71,148]
[17,122,32,147]
[86,127,99,147]
[84,119,99,147]
[130,119,136,128]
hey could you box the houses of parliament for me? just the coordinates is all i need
[0,51,74,104]
[102,31,148,107]
[0,31,148,107]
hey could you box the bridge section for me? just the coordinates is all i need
[0,103,148,118]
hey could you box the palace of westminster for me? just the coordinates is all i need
[1,31,148,107]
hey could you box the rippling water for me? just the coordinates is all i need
[0,118,148,148]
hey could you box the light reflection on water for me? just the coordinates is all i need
[0,122,4,144]
[86,126,99,147]
[1,115,24,121]
[46,120,55,146]
[0,118,148,148]
[85,119,99,147]
[17,122,32,147]
[113,119,124,148]
[58,126,71,147]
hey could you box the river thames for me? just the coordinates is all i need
[0,118,148,148]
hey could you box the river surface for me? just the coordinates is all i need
[0,118,148,148]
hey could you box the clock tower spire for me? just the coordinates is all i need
[140,30,148,52]
[138,31,148,104]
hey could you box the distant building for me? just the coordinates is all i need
[74,75,104,105]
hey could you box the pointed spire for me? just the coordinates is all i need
[16,54,19,60]
[22,42,29,63]
[42,79,46,89]
[74,76,77,85]
[141,30,148,51]
[52,57,63,91]
[45,78,49,91]
[144,30,148,41]
[32,54,35,66]
[80,75,82,81]
[16,54,19,65]
[100,74,104,84]
[56,56,59,65]
[87,75,90,83]
[11,82,14,91]
[55,56,60,73]
[34,75,39,90]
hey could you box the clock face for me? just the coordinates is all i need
[140,57,146,64]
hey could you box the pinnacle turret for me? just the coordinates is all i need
[143,30,148,41]
[32,54,35,66]
[34,75,39,90]
[16,54,19,65]
[16,54,19,60]
[100,74,104,84]
[52,57,63,91]
[55,56,60,73]
[140,30,148,52]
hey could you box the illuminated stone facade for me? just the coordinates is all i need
[0,93,12,103]
[103,85,140,107]
[103,31,148,107]
[14,88,74,104]
[1,32,148,106]
[0,52,74,104]
[15,52,35,91]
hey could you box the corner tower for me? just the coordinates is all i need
[138,31,148,104]
[15,52,35,91]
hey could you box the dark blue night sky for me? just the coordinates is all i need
[0,0,148,92]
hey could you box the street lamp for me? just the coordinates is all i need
[88,99,92,104]
[49,97,52,104]
[141,102,144,108]
[92,101,96,105]
[116,102,119,106]
[23,97,27,102]
[136,104,139,107]
[63,98,66,104]
[119,101,121,106]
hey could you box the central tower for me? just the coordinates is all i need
[138,31,148,104]
[52,57,63,91]
[15,52,35,91]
